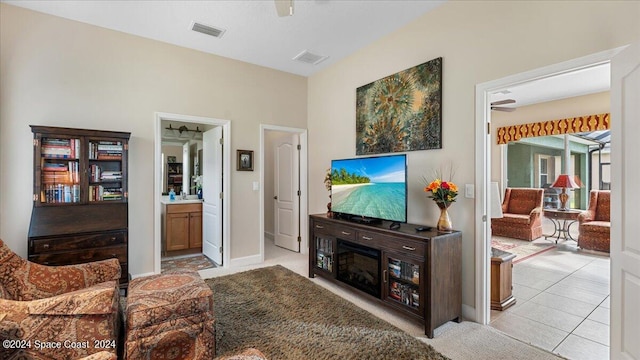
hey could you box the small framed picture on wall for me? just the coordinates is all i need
[237,150,253,171]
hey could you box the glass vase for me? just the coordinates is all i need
[437,204,452,231]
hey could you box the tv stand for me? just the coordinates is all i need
[334,213,382,225]
[309,214,462,338]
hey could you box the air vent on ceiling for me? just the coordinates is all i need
[191,21,226,39]
[293,50,329,65]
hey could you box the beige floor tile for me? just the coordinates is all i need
[557,276,610,296]
[573,319,609,346]
[545,282,609,305]
[511,301,585,333]
[512,283,543,302]
[588,306,610,325]
[513,275,557,291]
[490,312,568,352]
[555,334,609,360]
[528,291,597,318]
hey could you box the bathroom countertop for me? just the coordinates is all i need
[160,196,203,205]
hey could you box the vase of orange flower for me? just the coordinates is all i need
[424,177,458,231]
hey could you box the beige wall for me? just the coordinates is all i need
[0,4,307,274]
[491,91,611,189]
[307,1,638,311]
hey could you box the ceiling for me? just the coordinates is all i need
[4,1,610,106]
[3,0,445,77]
[490,63,610,109]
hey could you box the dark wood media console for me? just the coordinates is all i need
[309,214,462,338]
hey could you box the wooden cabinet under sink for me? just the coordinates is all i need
[164,203,202,254]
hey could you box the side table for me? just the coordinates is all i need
[543,209,581,243]
[491,248,517,311]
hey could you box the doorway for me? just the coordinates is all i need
[260,125,308,261]
[475,48,623,324]
[154,112,231,274]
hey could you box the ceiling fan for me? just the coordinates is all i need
[491,99,516,112]
[275,0,294,17]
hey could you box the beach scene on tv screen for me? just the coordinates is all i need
[331,156,406,222]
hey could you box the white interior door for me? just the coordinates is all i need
[610,41,640,360]
[202,127,223,264]
[274,134,300,252]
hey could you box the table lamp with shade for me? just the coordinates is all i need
[551,174,580,210]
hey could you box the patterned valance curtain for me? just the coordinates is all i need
[496,113,610,145]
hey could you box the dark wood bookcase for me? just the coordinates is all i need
[28,125,131,290]
[309,214,462,338]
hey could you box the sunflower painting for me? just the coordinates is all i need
[356,57,442,155]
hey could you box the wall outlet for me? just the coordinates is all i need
[465,184,475,198]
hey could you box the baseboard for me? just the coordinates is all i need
[131,271,156,279]
[462,303,476,322]
[264,231,274,240]
[227,254,262,268]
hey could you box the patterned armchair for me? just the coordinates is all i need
[578,190,611,252]
[0,238,121,360]
[491,188,544,241]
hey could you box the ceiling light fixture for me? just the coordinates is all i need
[164,124,203,140]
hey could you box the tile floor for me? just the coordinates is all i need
[490,217,610,360]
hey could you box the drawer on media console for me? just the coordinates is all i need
[312,221,356,241]
[357,230,426,257]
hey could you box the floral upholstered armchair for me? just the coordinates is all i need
[0,238,121,360]
[491,188,544,241]
[578,190,611,252]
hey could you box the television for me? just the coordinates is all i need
[330,154,407,224]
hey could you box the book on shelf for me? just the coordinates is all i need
[41,138,79,159]
[42,161,79,184]
[41,184,80,204]
[89,141,123,160]
[89,185,123,202]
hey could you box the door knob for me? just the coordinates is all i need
[274,196,278,200]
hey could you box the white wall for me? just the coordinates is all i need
[307,1,639,311]
[0,4,307,275]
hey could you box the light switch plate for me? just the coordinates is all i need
[465,184,475,198]
[253,181,260,191]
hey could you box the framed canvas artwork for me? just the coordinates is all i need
[356,57,442,155]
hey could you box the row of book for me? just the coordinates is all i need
[389,280,420,309]
[42,161,80,184]
[40,184,80,204]
[388,259,420,285]
[89,141,123,160]
[89,185,124,202]
[41,138,80,159]
[89,164,122,182]
[316,253,333,272]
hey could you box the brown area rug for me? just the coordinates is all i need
[206,265,449,360]
[491,236,555,264]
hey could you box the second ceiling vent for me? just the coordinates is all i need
[191,21,226,39]
[293,50,329,65]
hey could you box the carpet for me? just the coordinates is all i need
[491,236,555,264]
[206,265,449,360]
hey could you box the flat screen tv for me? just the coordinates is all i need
[330,154,407,224]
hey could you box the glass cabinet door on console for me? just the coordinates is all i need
[312,225,335,274]
[383,253,423,316]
